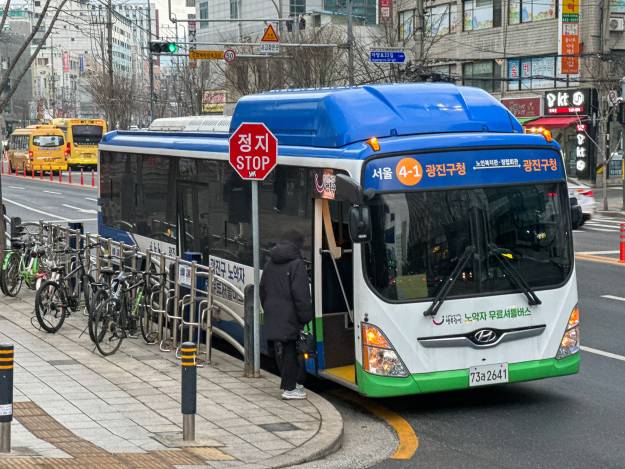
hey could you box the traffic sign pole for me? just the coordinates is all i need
[252,181,261,377]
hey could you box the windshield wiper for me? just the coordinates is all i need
[424,245,476,317]
[488,243,541,306]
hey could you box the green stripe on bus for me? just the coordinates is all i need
[356,353,580,398]
[314,317,324,342]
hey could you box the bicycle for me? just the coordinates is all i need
[0,225,48,297]
[34,243,100,333]
[91,269,165,356]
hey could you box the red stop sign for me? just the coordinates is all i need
[229,122,277,180]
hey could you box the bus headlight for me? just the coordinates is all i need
[361,323,408,377]
[556,305,580,360]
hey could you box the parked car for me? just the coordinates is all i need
[567,177,595,223]
[569,197,584,230]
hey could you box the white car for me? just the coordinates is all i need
[567,177,596,222]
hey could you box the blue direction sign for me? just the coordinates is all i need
[370,51,406,63]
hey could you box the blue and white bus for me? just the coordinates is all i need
[98,84,579,397]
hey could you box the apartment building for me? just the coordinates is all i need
[395,0,625,181]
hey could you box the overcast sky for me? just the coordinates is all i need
[155,0,191,27]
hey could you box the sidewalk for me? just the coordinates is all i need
[0,290,343,468]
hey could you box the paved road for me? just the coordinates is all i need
[1,174,97,233]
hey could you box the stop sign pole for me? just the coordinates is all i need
[229,122,278,377]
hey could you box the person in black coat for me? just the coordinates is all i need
[260,230,313,399]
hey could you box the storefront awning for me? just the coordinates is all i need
[523,116,581,129]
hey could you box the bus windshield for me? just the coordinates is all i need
[71,125,103,145]
[365,182,572,302]
[33,135,64,147]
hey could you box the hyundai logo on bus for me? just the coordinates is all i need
[472,329,499,345]
[229,122,278,181]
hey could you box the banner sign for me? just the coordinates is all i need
[501,97,541,118]
[364,149,565,192]
[62,51,69,73]
[558,0,580,74]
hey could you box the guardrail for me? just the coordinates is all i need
[4,219,250,368]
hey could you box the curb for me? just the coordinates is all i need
[259,371,344,468]
[595,210,625,218]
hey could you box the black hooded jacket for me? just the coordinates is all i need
[260,241,313,341]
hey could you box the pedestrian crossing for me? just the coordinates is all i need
[575,216,625,233]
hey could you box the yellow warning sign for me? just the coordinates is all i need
[261,24,279,42]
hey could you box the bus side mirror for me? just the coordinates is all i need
[348,206,371,244]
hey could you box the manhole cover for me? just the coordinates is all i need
[259,422,300,432]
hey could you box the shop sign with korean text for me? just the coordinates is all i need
[558,0,580,74]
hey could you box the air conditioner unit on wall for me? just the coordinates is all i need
[610,17,625,32]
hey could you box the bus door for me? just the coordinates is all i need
[176,182,212,263]
[315,198,356,388]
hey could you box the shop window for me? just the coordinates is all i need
[509,0,556,24]
[398,9,415,40]
[462,61,501,92]
[426,4,456,36]
[230,0,238,19]
[290,0,306,16]
[463,0,502,31]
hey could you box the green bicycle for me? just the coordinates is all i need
[0,225,46,297]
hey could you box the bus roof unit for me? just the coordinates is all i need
[230,84,523,148]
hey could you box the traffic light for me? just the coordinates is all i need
[149,41,179,54]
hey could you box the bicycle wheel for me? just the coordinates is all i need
[82,274,97,316]
[35,281,67,333]
[137,292,157,344]
[92,299,123,356]
[1,254,23,297]
[89,288,109,343]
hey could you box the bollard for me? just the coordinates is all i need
[180,341,196,441]
[31,167,34,179]
[49,166,53,181]
[80,168,84,186]
[0,344,14,453]
[91,169,95,187]
[22,165,25,177]
[39,168,43,180]
[243,285,255,378]
[14,166,17,177]
[58,169,62,183]
[68,169,72,184]
[620,224,625,263]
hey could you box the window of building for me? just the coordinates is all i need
[426,4,455,36]
[324,0,377,24]
[429,64,455,82]
[290,0,306,15]
[199,1,208,28]
[230,0,238,19]
[398,9,415,40]
[509,0,556,24]
[507,56,564,90]
[462,60,501,92]
[463,0,501,30]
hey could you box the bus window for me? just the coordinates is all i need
[33,135,64,147]
[72,125,103,145]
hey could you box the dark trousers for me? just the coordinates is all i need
[276,340,305,391]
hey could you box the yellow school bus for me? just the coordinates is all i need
[7,126,68,173]
[51,118,107,168]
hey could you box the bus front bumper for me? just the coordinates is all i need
[31,163,68,171]
[356,353,580,398]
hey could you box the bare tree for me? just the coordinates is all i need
[83,70,138,129]
[0,0,70,112]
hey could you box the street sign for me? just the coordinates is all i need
[369,51,406,63]
[229,123,278,180]
[223,49,237,63]
[189,50,224,60]
[260,24,280,54]
[229,122,278,378]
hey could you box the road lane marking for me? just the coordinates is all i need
[43,190,62,195]
[581,250,620,255]
[3,197,69,221]
[584,223,623,229]
[8,186,24,190]
[581,346,625,363]
[85,197,97,202]
[61,204,97,214]
[601,295,625,302]
[579,227,617,232]
[330,388,418,460]
[575,253,623,266]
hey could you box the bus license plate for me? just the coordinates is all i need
[469,363,508,387]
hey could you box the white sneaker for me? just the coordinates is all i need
[281,388,307,400]
[296,384,304,391]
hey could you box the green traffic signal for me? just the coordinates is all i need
[166,42,178,53]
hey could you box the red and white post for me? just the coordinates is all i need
[620,224,625,263]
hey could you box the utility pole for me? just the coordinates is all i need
[347,0,354,86]
[146,0,155,122]
[600,0,611,211]
[107,0,114,128]
[621,77,625,211]
[50,35,55,118]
